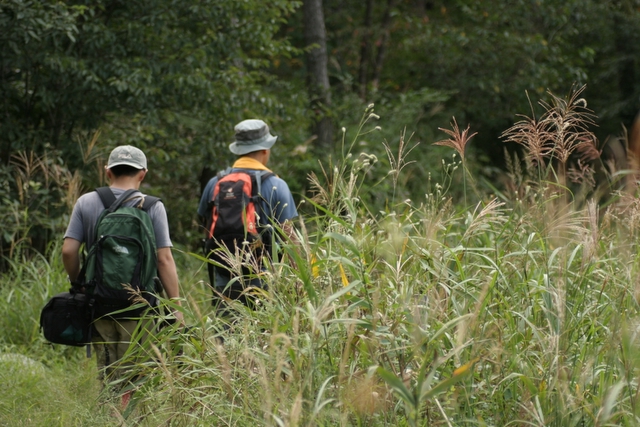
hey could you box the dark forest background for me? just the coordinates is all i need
[2,0,639,262]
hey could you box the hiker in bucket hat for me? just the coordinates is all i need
[198,119,298,319]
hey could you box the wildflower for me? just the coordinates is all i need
[311,255,319,278]
[453,357,479,376]
[338,263,349,287]
[433,117,477,161]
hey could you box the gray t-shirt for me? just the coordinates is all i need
[64,188,172,249]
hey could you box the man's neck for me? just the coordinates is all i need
[244,150,269,164]
[232,157,271,171]
[109,177,140,191]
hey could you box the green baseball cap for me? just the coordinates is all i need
[107,145,147,170]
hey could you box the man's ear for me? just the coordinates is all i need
[138,169,147,181]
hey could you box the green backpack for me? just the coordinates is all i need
[77,187,161,318]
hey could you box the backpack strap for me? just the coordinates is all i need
[253,170,275,198]
[141,196,160,212]
[95,187,116,209]
[206,167,233,212]
[96,187,159,212]
[252,171,275,236]
[253,171,276,260]
[250,170,274,223]
[95,187,137,212]
[218,167,232,179]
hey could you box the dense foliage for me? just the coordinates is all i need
[1,1,639,260]
[323,0,640,137]
[1,0,300,155]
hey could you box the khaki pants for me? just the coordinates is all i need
[92,317,154,389]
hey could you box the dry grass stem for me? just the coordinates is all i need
[502,85,600,172]
[383,128,419,189]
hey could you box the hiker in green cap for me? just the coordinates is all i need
[62,145,183,410]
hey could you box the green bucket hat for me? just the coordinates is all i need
[229,119,278,155]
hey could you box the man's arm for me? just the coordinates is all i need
[157,247,184,324]
[62,238,82,282]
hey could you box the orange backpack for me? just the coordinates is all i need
[205,169,274,268]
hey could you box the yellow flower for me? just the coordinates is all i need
[311,255,319,278]
[453,357,479,376]
[339,263,349,287]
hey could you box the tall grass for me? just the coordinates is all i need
[3,88,640,425]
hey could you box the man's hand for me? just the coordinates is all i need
[172,308,185,326]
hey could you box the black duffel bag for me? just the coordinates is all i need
[40,291,93,347]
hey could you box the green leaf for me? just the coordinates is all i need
[376,366,416,407]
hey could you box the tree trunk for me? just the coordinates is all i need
[371,0,397,91]
[303,0,333,151]
[358,0,374,99]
